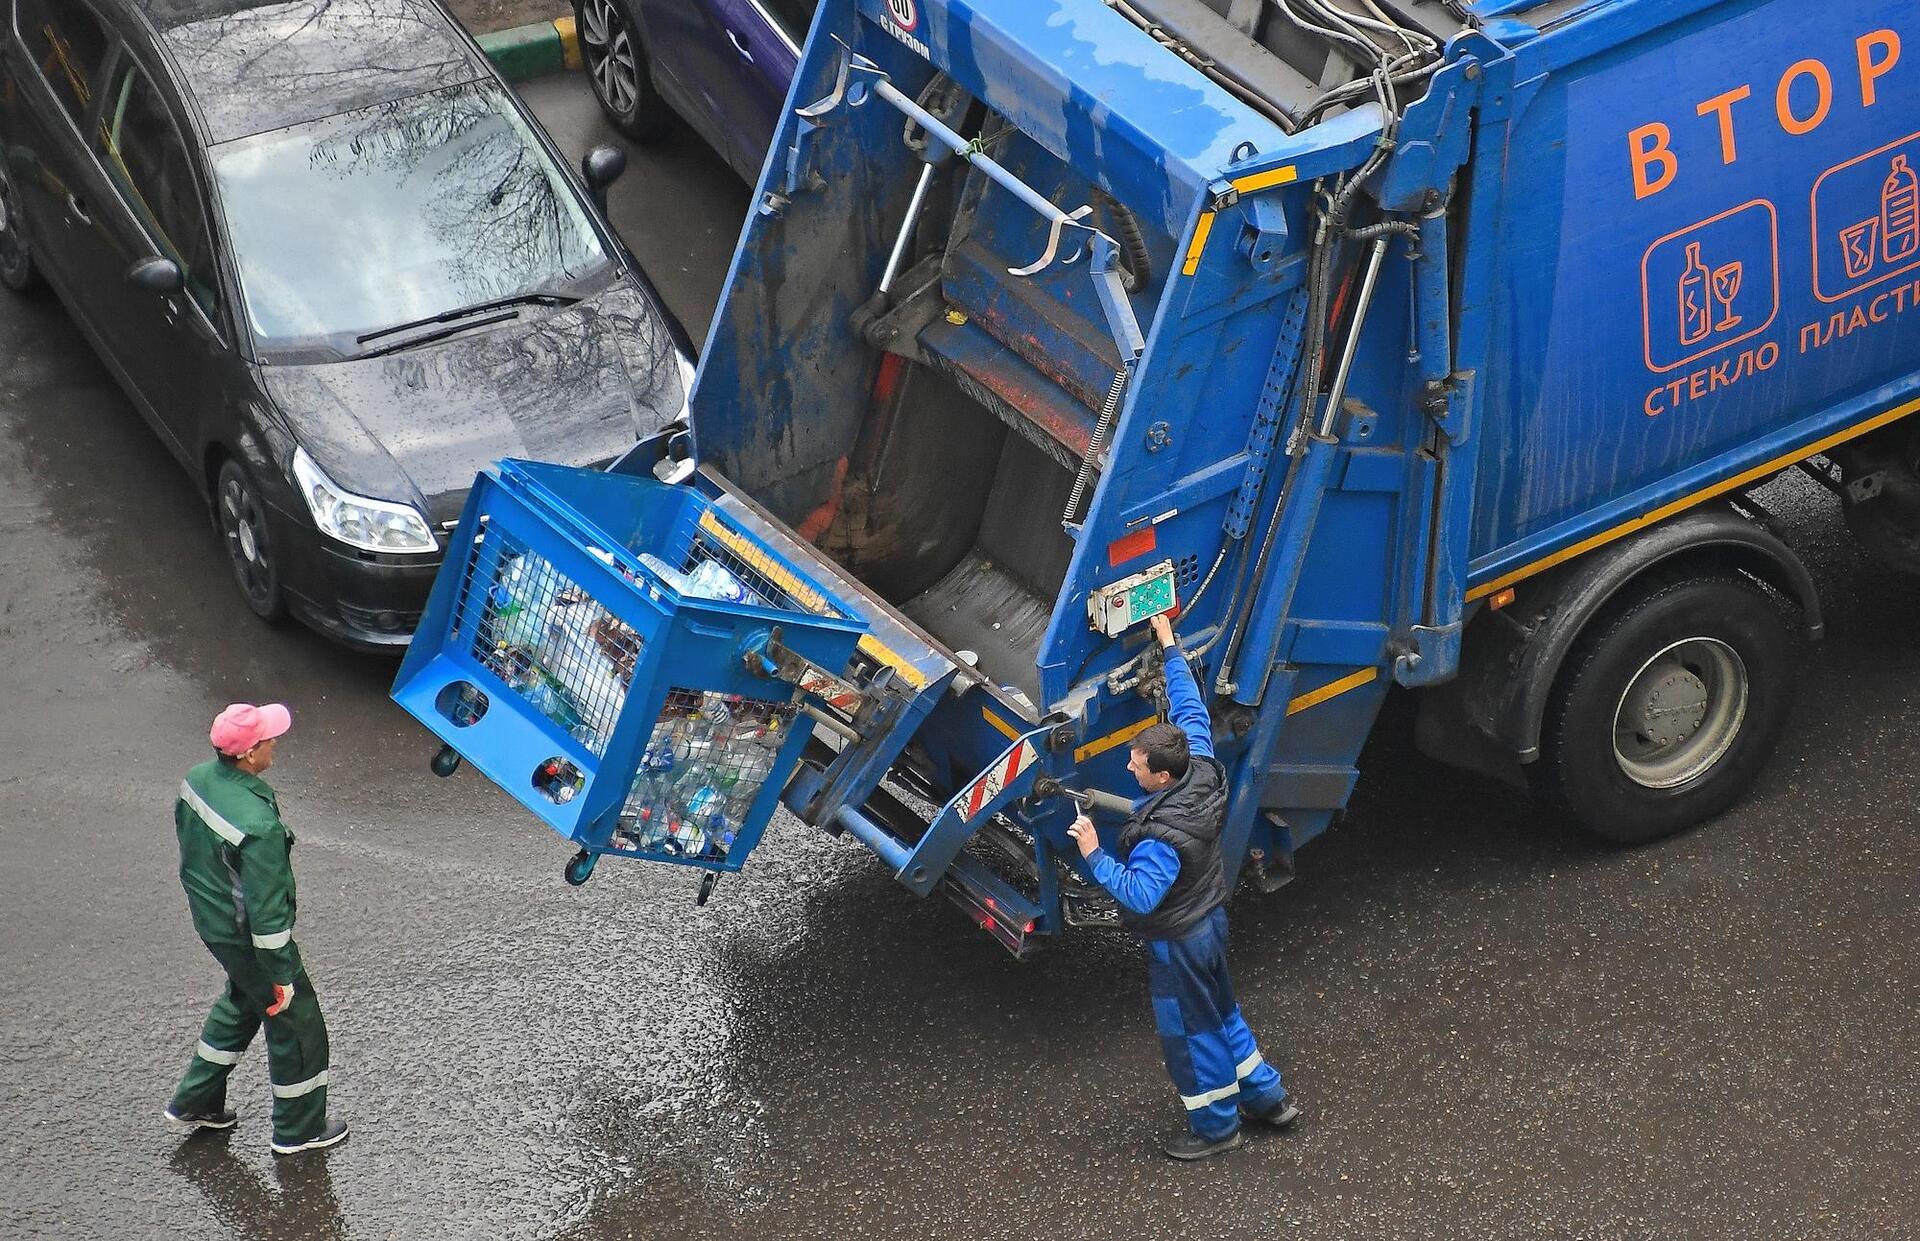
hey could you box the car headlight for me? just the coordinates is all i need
[291,447,437,555]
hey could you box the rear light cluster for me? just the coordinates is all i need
[940,871,1039,958]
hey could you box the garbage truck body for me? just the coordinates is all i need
[394,0,1920,952]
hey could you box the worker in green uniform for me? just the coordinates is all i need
[164,703,348,1156]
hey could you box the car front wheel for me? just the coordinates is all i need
[576,0,669,141]
[216,459,286,622]
[0,160,40,293]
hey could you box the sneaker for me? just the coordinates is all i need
[1242,1099,1300,1130]
[270,1117,349,1157]
[1161,1128,1245,1161]
[163,1105,237,1132]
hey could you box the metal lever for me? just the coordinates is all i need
[1009,204,1094,277]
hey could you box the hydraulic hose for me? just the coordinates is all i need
[1093,188,1152,294]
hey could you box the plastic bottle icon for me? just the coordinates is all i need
[1882,154,1918,265]
[1677,241,1713,346]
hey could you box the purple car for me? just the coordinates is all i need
[574,0,816,182]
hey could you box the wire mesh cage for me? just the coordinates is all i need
[608,688,800,864]
[392,460,867,869]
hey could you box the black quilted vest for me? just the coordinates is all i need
[1115,754,1229,939]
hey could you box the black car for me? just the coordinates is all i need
[0,0,692,649]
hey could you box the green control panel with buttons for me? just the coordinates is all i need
[1088,559,1178,637]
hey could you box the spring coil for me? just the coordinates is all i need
[1062,366,1131,526]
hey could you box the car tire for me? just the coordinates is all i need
[0,159,41,294]
[1534,572,1800,845]
[576,0,670,142]
[215,459,287,623]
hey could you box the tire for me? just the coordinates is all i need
[1535,572,1800,844]
[214,459,287,622]
[575,0,670,142]
[0,158,41,294]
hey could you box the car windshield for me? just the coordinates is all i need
[210,80,611,356]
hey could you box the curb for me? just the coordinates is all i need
[477,13,582,83]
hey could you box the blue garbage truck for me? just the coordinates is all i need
[394,0,1918,952]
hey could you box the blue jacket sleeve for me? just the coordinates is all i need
[1162,646,1215,761]
[1088,839,1182,915]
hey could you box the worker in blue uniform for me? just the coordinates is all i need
[1069,612,1296,1160]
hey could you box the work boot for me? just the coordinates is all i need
[1161,1128,1244,1161]
[270,1116,349,1157]
[1242,1099,1300,1130]
[163,1105,238,1132]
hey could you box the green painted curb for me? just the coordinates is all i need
[478,15,581,83]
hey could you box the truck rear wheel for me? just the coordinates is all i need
[1536,573,1800,844]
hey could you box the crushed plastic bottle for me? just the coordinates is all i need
[683,559,763,606]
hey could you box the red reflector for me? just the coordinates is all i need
[985,897,997,909]
[1107,525,1157,567]
[1022,920,1036,934]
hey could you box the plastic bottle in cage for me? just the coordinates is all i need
[684,559,762,605]
[698,691,736,730]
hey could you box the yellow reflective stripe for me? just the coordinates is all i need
[696,510,834,612]
[1182,211,1216,276]
[196,1040,241,1066]
[180,781,246,846]
[251,928,292,950]
[1235,1051,1264,1079]
[1285,667,1378,716]
[1229,165,1298,194]
[1466,395,1920,602]
[981,707,1022,742]
[272,1070,328,1099]
[1075,716,1158,763]
[695,511,931,690]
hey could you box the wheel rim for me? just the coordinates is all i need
[0,165,28,283]
[581,0,641,115]
[1612,637,1749,789]
[219,474,276,607]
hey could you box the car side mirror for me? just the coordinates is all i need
[126,256,184,296]
[581,144,627,214]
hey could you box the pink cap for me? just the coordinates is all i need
[210,703,292,756]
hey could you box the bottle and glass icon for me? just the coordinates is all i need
[1838,153,1919,281]
[1677,241,1744,346]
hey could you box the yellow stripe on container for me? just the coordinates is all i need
[1229,165,1298,194]
[1285,667,1378,716]
[1465,395,1920,602]
[1182,212,1216,276]
[693,511,929,689]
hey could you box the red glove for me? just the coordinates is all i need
[266,982,295,1017]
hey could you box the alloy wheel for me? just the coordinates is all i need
[581,0,641,116]
[218,466,283,618]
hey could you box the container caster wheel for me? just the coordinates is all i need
[430,744,462,778]
[564,849,597,887]
[696,871,720,906]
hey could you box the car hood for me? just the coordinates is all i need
[260,281,684,527]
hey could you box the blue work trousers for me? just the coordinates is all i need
[1145,906,1286,1139]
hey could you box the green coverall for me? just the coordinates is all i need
[169,760,331,1143]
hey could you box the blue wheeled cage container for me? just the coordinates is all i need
[392,460,867,882]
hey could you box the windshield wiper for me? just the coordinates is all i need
[354,290,582,347]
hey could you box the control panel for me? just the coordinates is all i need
[1088,559,1178,636]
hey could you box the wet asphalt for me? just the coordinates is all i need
[1,74,1917,1241]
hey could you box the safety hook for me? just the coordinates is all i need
[1009,204,1095,277]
